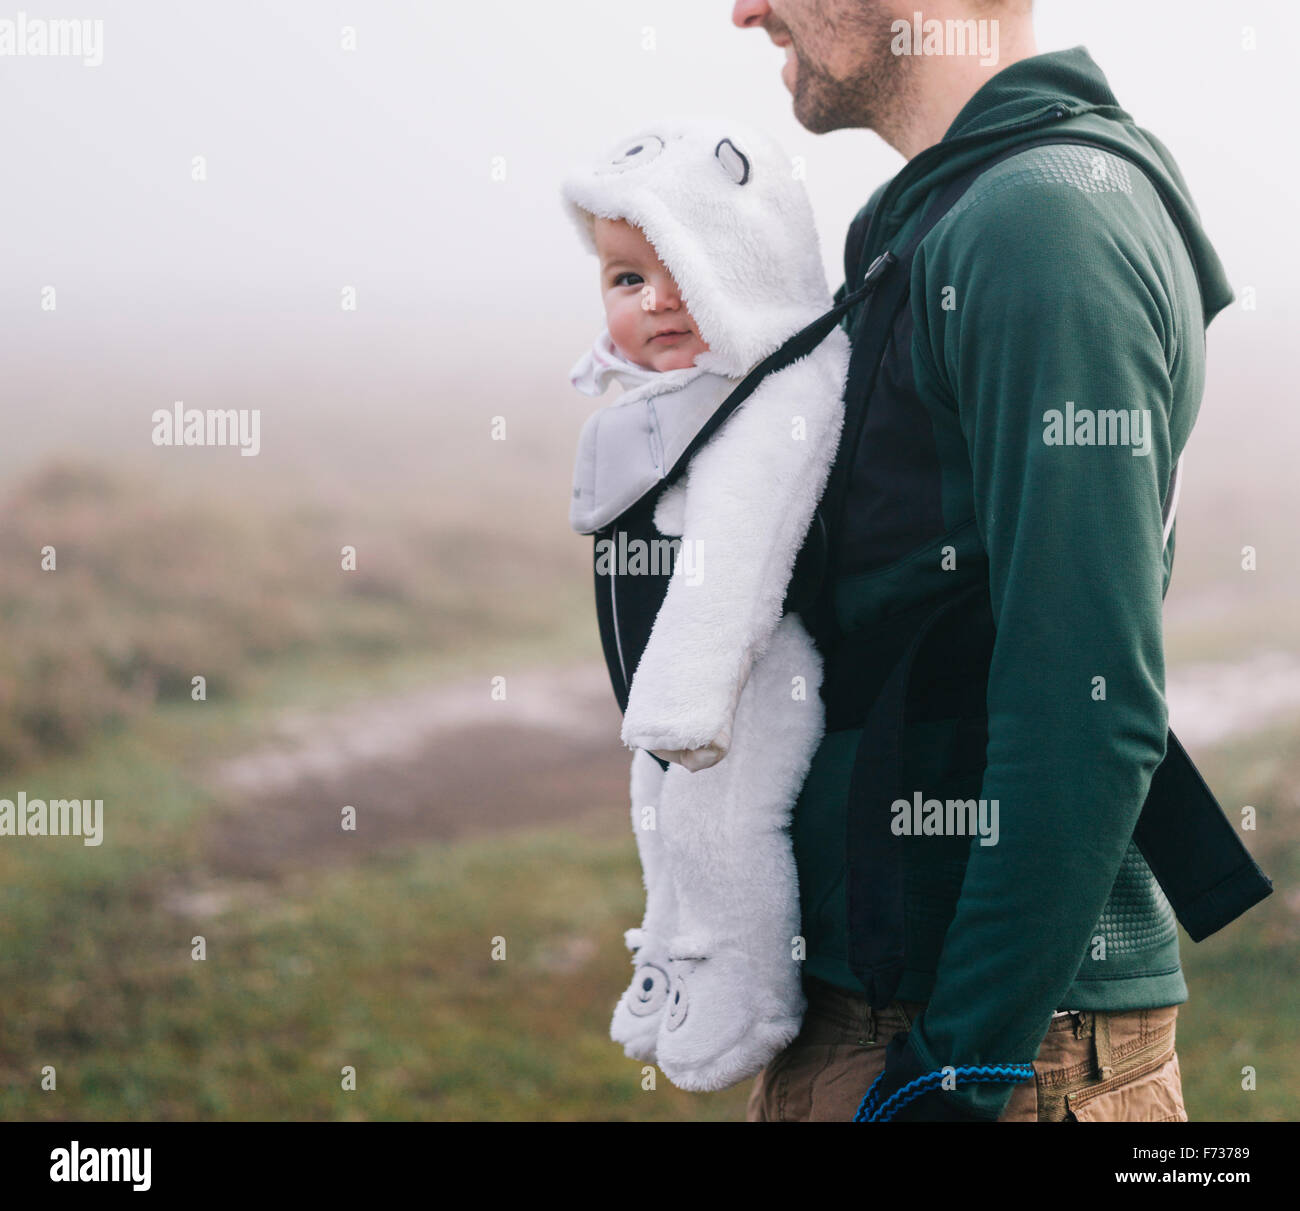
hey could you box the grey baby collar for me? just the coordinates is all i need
[569,367,742,536]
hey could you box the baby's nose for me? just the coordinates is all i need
[640,281,682,312]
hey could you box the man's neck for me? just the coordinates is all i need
[890,26,1039,160]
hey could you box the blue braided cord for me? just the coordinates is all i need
[853,1069,888,1122]
[866,1063,1035,1123]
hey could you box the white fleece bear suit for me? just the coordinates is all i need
[561,117,851,1092]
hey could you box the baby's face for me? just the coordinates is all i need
[592,217,710,372]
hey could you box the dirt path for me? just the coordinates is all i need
[193,647,1300,884]
[200,662,629,879]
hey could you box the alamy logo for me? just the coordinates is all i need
[595,532,703,586]
[1043,401,1152,457]
[0,792,103,845]
[0,12,103,65]
[152,403,261,457]
[50,1141,151,1191]
[891,792,999,847]
[890,11,999,67]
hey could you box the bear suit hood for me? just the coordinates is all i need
[561,115,837,379]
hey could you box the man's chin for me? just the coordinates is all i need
[791,91,837,136]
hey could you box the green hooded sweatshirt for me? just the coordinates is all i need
[791,46,1234,1118]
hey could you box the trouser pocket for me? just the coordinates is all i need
[1067,1049,1188,1122]
[1036,1006,1185,1122]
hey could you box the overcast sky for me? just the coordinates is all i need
[0,0,1295,480]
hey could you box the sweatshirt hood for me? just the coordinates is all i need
[863,47,1234,324]
[561,115,835,378]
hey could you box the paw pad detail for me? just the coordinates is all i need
[624,963,669,1018]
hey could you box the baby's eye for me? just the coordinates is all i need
[614,272,644,288]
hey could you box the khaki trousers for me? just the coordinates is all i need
[746,976,1188,1122]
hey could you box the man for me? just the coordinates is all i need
[731,0,1241,1121]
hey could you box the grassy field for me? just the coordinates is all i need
[0,647,744,1122]
[0,661,1295,1121]
[1171,721,1300,1124]
[0,456,1295,1121]
[0,456,589,768]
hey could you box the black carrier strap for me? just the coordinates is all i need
[664,272,882,486]
[591,253,893,770]
[811,133,1214,645]
[841,572,1272,1007]
[827,135,1272,1007]
[845,582,993,1005]
[1134,731,1273,942]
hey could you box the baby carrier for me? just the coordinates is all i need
[564,116,852,1089]
[564,120,1271,1084]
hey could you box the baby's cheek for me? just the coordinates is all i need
[605,306,638,352]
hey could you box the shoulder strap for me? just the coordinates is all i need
[821,134,1200,598]
[818,158,1015,576]
[660,271,880,487]
[837,139,1269,1004]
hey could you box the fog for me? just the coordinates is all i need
[1,0,1295,513]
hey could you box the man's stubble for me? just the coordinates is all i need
[789,2,918,145]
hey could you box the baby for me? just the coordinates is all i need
[587,214,711,374]
[561,117,851,1091]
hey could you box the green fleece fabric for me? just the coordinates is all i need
[792,46,1234,1118]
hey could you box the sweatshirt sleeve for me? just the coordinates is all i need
[904,170,1181,1118]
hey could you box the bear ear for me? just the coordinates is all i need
[714,137,750,185]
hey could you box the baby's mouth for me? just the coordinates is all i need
[649,330,690,343]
